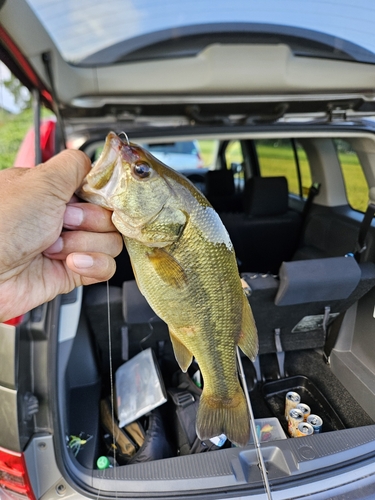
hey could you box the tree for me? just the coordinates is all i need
[3,74,31,110]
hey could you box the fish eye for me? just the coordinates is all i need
[133,162,152,179]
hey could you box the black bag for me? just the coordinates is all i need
[168,371,224,455]
[100,398,173,465]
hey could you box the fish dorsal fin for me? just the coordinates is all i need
[147,248,188,288]
[237,294,258,361]
[169,330,193,372]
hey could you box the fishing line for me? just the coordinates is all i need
[95,281,117,500]
[107,281,118,493]
[236,347,273,500]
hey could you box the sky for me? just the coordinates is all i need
[0,62,22,114]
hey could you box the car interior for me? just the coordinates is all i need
[53,128,375,494]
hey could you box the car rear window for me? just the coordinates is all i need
[255,139,312,197]
[146,142,199,155]
[26,0,375,65]
[335,139,369,213]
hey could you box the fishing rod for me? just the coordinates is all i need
[236,347,273,500]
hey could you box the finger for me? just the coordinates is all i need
[63,203,117,233]
[43,230,123,259]
[66,252,117,284]
[39,149,91,203]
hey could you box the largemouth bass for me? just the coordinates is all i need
[77,132,258,446]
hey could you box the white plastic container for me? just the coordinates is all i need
[249,417,287,444]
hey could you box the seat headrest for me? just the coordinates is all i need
[205,169,235,197]
[275,256,361,306]
[244,176,288,216]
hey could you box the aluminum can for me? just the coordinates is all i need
[295,422,314,437]
[285,391,301,420]
[307,414,323,433]
[288,408,304,437]
[297,403,311,421]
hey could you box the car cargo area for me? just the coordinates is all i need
[52,131,375,496]
[56,279,375,495]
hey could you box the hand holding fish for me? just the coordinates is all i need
[0,150,123,323]
[78,132,258,446]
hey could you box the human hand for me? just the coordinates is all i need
[0,149,123,322]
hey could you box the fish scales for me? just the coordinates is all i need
[77,132,258,447]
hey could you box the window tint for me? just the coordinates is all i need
[334,139,368,213]
[255,139,311,197]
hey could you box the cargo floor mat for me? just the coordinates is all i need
[285,350,374,428]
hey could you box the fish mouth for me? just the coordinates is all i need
[86,132,124,190]
[76,132,128,206]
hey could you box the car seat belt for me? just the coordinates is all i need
[301,182,321,224]
[354,201,375,262]
[323,313,345,364]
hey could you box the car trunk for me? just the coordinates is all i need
[53,274,375,497]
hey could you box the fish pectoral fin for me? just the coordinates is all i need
[237,294,259,361]
[147,248,188,288]
[169,330,193,372]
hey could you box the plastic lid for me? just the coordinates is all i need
[96,456,110,470]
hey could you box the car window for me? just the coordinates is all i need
[224,140,245,192]
[26,0,375,65]
[255,139,312,197]
[146,142,199,155]
[335,139,369,213]
[197,140,219,169]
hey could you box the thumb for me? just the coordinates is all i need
[38,149,91,203]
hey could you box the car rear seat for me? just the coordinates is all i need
[292,207,359,261]
[205,169,243,213]
[241,256,375,359]
[119,256,375,379]
[220,176,302,273]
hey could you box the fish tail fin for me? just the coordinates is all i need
[196,385,250,447]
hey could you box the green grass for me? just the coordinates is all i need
[0,108,33,170]
[337,151,369,213]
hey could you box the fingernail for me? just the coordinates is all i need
[64,206,84,226]
[72,254,94,268]
[45,237,63,254]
